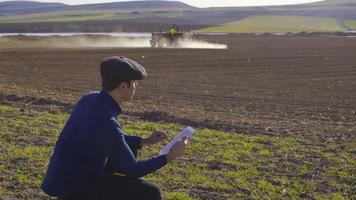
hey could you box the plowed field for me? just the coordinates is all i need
[1,35,355,140]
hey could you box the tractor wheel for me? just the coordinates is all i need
[158,38,170,48]
[150,40,157,48]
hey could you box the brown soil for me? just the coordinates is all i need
[0,35,355,141]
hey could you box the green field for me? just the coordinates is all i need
[197,15,344,33]
[344,20,356,29]
[0,37,12,46]
[0,105,354,199]
[0,10,181,23]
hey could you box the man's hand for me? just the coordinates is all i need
[141,130,168,146]
[165,137,188,162]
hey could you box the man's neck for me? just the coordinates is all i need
[107,90,124,106]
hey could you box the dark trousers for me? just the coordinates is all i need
[59,173,162,200]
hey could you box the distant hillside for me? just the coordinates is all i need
[192,0,356,24]
[0,1,69,16]
[0,0,196,16]
[310,0,356,5]
[197,15,344,33]
[71,1,195,10]
[193,2,356,33]
[345,20,356,29]
[0,0,355,33]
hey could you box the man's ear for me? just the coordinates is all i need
[116,82,126,90]
[119,82,127,89]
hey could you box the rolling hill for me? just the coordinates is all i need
[0,0,196,16]
[344,20,356,29]
[0,1,69,15]
[0,0,355,33]
[197,15,344,33]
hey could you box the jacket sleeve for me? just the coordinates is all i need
[124,135,142,157]
[98,117,167,179]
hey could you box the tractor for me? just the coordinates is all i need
[150,25,192,48]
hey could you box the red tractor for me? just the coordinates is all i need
[150,25,192,48]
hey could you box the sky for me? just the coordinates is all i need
[1,0,325,8]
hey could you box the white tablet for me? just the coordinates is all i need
[159,126,196,155]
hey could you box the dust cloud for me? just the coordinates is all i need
[50,36,228,49]
[51,36,150,48]
[174,38,228,49]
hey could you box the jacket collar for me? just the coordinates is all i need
[99,90,122,116]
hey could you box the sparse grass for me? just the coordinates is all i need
[196,15,344,33]
[0,105,355,199]
[0,37,56,49]
[344,19,356,29]
[0,37,13,47]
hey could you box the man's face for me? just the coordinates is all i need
[123,80,138,101]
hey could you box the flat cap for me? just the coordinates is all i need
[100,56,147,90]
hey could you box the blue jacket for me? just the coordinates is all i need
[41,90,167,197]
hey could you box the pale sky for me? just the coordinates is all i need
[1,0,325,8]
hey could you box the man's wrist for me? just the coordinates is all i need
[140,137,150,146]
[165,153,173,162]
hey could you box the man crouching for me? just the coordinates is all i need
[42,56,187,200]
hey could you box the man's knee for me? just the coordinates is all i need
[142,181,161,200]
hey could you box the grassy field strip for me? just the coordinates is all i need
[0,105,354,199]
[0,10,182,23]
[344,20,356,29]
[0,12,130,23]
[196,15,344,33]
[0,37,13,47]
[0,37,56,49]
